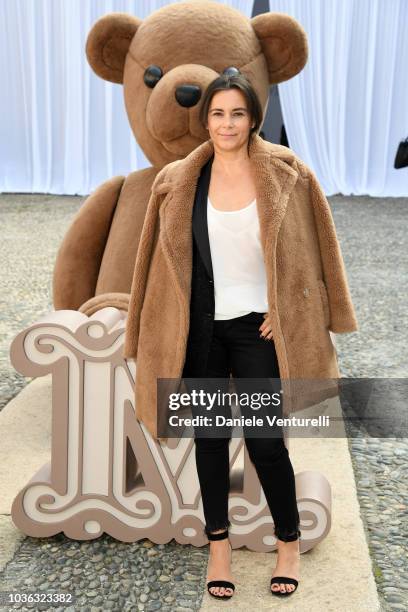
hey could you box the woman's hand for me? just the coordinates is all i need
[259,313,273,341]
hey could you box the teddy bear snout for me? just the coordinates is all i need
[175,84,202,108]
[143,64,216,145]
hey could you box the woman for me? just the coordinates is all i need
[184,74,300,600]
[123,73,358,602]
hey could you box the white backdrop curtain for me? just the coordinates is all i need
[271,0,408,196]
[0,0,254,195]
[1,1,407,196]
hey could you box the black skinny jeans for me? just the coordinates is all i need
[189,311,301,542]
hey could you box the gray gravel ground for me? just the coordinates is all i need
[0,192,407,611]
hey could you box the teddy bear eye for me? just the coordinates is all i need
[144,65,163,88]
[222,66,241,76]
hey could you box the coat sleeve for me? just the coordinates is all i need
[307,169,359,334]
[122,174,166,360]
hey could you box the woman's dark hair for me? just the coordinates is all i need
[199,73,263,144]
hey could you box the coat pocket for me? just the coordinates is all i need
[317,279,330,328]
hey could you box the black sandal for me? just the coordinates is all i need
[206,529,235,600]
[270,576,299,597]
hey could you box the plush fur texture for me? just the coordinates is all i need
[123,135,358,441]
[52,2,308,312]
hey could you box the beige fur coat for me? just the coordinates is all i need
[123,134,358,440]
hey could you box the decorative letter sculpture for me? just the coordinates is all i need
[10,307,331,552]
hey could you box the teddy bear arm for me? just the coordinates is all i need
[52,175,126,311]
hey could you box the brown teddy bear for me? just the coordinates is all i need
[52,1,308,315]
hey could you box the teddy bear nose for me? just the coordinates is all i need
[175,85,202,108]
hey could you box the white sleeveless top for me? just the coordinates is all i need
[207,197,268,320]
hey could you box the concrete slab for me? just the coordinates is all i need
[0,516,25,573]
[0,375,52,571]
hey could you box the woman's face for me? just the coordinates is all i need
[206,89,255,152]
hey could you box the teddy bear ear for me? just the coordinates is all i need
[86,13,142,84]
[251,13,308,85]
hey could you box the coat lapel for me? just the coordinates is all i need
[158,135,299,313]
[192,155,214,281]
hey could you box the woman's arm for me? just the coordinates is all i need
[307,170,358,334]
[122,170,168,359]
